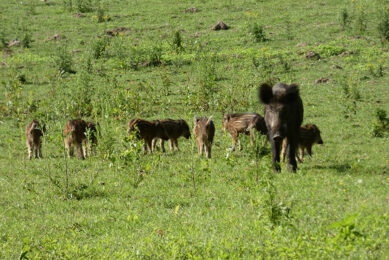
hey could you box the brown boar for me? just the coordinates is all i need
[282,124,323,162]
[26,119,45,160]
[222,113,267,151]
[127,118,168,154]
[193,117,215,158]
[152,119,191,152]
[258,82,304,172]
[64,119,97,159]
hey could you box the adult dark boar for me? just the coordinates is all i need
[258,82,304,172]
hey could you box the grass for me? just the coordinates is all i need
[0,0,388,258]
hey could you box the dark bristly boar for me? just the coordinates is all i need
[64,119,97,159]
[222,113,267,151]
[152,119,191,152]
[258,82,304,172]
[26,119,45,160]
[127,118,168,154]
[193,117,215,158]
[282,124,323,162]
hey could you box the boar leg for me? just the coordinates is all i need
[281,139,287,163]
[230,131,238,151]
[306,145,312,159]
[197,139,203,155]
[249,129,254,145]
[205,144,211,159]
[82,140,88,158]
[33,145,38,158]
[143,142,148,154]
[76,143,84,160]
[286,139,298,172]
[152,138,158,151]
[296,146,303,163]
[146,139,153,154]
[168,139,174,151]
[27,142,33,160]
[298,146,304,162]
[270,138,282,172]
[38,142,43,158]
[173,139,179,151]
[160,139,166,153]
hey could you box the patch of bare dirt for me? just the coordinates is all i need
[8,40,20,48]
[338,50,354,57]
[315,77,329,84]
[105,27,131,36]
[305,50,320,60]
[46,34,65,42]
[185,7,199,13]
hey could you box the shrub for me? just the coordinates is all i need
[372,109,389,137]
[147,44,163,66]
[55,46,76,76]
[339,8,351,30]
[21,31,33,48]
[63,0,73,12]
[378,10,389,42]
[250,23,267,42]
[192,54,218,111]
[91,36,110,59]
[340,78,361,119]
[172,30,183,53]
[0,30,7,49]
[284,16,294,40]
[354,9,367,34]
[76,0,92,13]
[97,4,105,23]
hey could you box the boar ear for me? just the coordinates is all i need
[206,116,213,125]
[258,83,273,104]
[286,83,300,102]
[193,117,199,125]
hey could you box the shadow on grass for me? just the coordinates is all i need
[309,163,352,173]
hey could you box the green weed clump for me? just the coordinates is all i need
[91,36,110,59]
[172,30,183,53]
[146,44,163,66]
[340,78,361,120]
[21,31,33,48]
[250,23,267,42]
[76,0,92,13]
[372,109,389,137]
[339,8,351,30]
[378,9,389,42]
[55,46,76,76]
[191,54,218,111]
[354,9,367,35]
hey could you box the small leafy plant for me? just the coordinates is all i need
[372,109,389,137]
[250,23,267,42]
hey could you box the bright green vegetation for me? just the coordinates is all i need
[1,0,388,258]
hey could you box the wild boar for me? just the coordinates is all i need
[193,117,215,158]
[152,119,191,152]
[26,119,45,160]
[258,82,304,172]
[64,119,97,159]
[282,124,323,162]
[127,118,168,154]
[222,113,267,151]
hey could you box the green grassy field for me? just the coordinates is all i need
[1,0,389,258]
